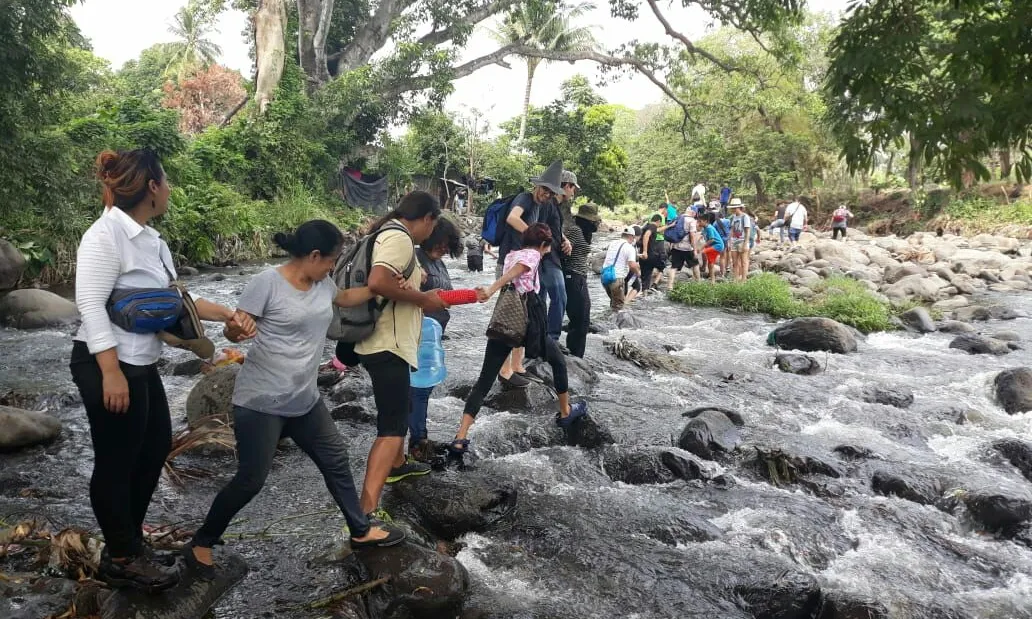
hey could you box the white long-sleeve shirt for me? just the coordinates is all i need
[74,206,177,366]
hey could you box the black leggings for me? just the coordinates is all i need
[832,227,847,239]
[463,337,569,418]
[564,272,589,358]
[69,341,171,558]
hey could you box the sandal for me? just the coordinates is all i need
[556,401,588,428]
[447,438,470,456]
[351,523,406,549]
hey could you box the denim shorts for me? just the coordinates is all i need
[788,227,802,242]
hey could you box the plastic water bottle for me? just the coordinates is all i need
[411,317,447,388]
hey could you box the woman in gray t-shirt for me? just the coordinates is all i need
[183,221,407,579]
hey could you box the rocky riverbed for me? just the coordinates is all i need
[2,228,1032,618]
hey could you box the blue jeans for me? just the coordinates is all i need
[408,386,434,448]
[540,260,567,341]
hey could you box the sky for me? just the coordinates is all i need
[70,0,851,128]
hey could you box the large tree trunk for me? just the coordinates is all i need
[1000,147,1012,180]
[749,172,766,203]
[255,0,287,114]
[297,0,334,86]
[518,60,537,143]
[886,150,895,178]
[906,136,923,191]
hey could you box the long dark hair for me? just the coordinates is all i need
[423,216,463,258]
[369,190,441,234]
[95,149,164,211]
[274,220,344,258]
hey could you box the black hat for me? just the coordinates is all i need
[530,160,564,195]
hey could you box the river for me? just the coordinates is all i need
[1,244,1031,618]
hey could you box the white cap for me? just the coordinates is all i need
[622,226,637,236]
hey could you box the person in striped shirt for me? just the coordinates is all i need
[561,201,600,358]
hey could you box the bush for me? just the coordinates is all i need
[669,273,899,333]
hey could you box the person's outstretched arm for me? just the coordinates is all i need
[477,263,530,301]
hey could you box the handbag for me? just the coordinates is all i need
[485,284,527,347]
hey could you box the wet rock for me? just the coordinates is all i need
[753,446,842,488]
[483,380,556,412]
[525,355,597,396]
[963,494,1032,534]
[948,333,1011,356]
[833,445,880,461]
[731,559,823,619]
[899,307,936,333]
[0,574,78,618]
[185,364,239,428]
[682,405,746,426]
[678,410,742,459]
[989,306,1028,320]
[171,357,207,376]
[178,265,199,276]
[355,541,469,618]
[564,414,615,449]
[317,368,343,387]
[386,468,516,540]
[770,317,857,354]
[330,402,375,424]
[0,406,61,451]
[599,445,706,485]
[0,289,78,329]
[774,353,823,375]
[613,310,644,329]
[871,470,942,505]
[990,330,1021,342]
[818,594,890,619]
[952,305,990,322]
[213,274,226,282]
[605,336,691,374]
[861,385,914,409]
[993,438,1032,483]
[327,369,374,403]
[0,239,26,290]
[937,320,975,334]
[994,367,1032,415]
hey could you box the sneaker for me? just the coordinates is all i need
[99,549,180,593]
[386,461,431,483]
[556,401,588,428]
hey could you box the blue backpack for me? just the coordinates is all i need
[481,194,517,246]
[664,214,688,244]
[715,218,731,240]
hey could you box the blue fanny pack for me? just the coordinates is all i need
[107,287,184,334]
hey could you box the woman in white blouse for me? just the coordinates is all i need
[71,149,254,593]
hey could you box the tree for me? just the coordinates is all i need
[166,0,224,79]
[825,0,1032,189]
[162,64,247,133]
[493,0,597,142]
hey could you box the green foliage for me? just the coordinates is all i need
[669,273,899,333]
[825,0,1032,188]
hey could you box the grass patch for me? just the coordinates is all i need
[669,273,900,333]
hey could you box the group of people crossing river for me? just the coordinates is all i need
[72,149,854,594]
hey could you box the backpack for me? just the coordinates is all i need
[326,222,416,343]
[715,218,731,239]
[664,214,688,244]
[481,194,517,246]
[832,209,848,223]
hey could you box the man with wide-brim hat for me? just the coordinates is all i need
[560,200,600,357]
[530,161,572,345]
[727,197,752,282]
[492,159,566,388]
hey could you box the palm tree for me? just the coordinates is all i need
[166,0,223,79]
[494,0,597,142]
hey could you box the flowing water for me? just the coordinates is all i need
[2,244,1032,618]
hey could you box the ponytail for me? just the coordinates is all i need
[368,190,442,234]
[274,220,344,258]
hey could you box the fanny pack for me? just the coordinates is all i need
[106,256,215,360]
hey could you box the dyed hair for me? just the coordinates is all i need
[95,149,164,211]
[274,219,344,258]
[423,216,463,259]
[521,222,553,248]
[369,190,441,233]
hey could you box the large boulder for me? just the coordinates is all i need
[0,406,62,451]
[355,542,470,617]
[963,494,1032,535]
[948,334,1011,356]
[994,368,1032,414]
[613,310,645,330]
[769,317,858,354]
[952,305,991,322]
[385,468,516,540]
[884,263,927,284]
[881,274,950,302]
[483,380,557,413]
[598,446,707,485]
[677,409,742,460]
[937,320,975,334]
[0,239,26,290]
[993,438,1032,483]
[898,307,936,333]
[0,289,78,329]
[525,355,597,396]
[814,240,870,266]
[185,365,239,428]
[950,248,1013,273]
[871,470,942,505]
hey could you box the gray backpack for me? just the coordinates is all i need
[327,221,416,342]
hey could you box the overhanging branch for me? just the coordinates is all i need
[646,0,737,73]
[417,0,521,48]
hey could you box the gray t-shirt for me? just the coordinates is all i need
[232,268,337,416]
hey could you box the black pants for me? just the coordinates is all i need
[70,341,171,558]
[194,401,369,544]
[640,256,665,289]
[832,227,847,239]
[463,337,569,418]
[564,272,590,357]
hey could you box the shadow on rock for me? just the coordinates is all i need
[384,468,517,541]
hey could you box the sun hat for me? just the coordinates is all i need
[729,197,745,209]
[622,226,637,236]
[530,160,565,195]
[560,170,580,189]
[576,203,601,223]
